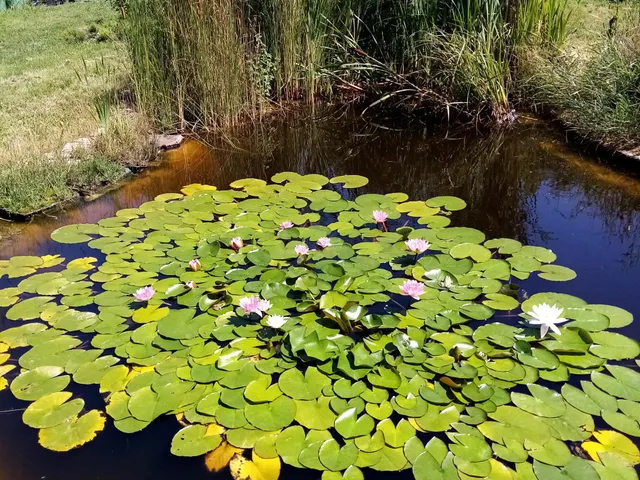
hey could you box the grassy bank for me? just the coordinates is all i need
[0,0,152,214]
[518,0,640,151]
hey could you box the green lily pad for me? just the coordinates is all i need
[279,367,331,400]
[23,391,85,428]
[511,384,567,418]
[335,407,374,438]
[330,175,369,189]
[377,418,415,448]
[244,395,297,431]
[589,332,640,360]
[426,196,467,211]
[11,366,70,401]
[449,243,492,263]
[38,410,106,452]
[295,397,336,430]
[170,425,222,456]
[319,439,359,471]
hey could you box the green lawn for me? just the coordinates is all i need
[0,0,126,154]
[0,1,150,214]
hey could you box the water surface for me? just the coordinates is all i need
[0,112,639,478]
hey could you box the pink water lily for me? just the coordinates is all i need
[372,210,388,223]
[405,239,430,254]
[280,221,294,230]
[295,244,309,256]
[317,237,331,249]
[400,280,425,300]
[134,286,155,302]
[240,296,272,317]
[189,259,201,271]
[185,281,197,289]
[230,237,244,251]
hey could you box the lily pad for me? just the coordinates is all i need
[38,410,106,452]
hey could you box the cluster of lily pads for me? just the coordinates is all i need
[0,172,639,480]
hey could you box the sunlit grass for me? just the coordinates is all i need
[0,0,152,213]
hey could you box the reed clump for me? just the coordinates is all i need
[126,0,572,128]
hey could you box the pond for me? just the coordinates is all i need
[0,111,639,479]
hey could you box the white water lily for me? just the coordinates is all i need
[399,333,419,350]
[266,315,288,329]
[440,276,454,289]
[527,303,568,338]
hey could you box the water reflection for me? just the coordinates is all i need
[0,111,639,479]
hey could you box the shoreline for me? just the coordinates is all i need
[1,110,638,226]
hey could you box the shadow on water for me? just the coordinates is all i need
[0,110,639,478]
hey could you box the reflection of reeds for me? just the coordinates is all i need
[539,140,640,259]
[2,109,640,271]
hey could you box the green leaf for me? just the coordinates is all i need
[320,291,348,310]
[526,437,572,466]
[538,265,577,282]
[449,243,492,263]
[22,392,84,428]
[295,397,336,430]
[377,418,415,448]
[511,384,567,418]
[11,366,70,401]
[38,410,106,451]
[244,395,297,431]
[247,249,271,267]
[330,175,369,188]
[415,405,460,432]
[426,196,467,211]
[590,332,640,360]
[278,367,331,400]
[334,408,374,438]
[170,425,222,456]
[275,426,305,467]
[319,439,359,471]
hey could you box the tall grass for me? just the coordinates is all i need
[515,0,571,46]
[519,29,640,149]
[126,0,572,128]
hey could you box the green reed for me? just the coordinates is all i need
[126,0,572,128]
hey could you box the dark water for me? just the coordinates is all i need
[0,112,639,479]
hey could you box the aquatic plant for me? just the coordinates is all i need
[0,172,638,480]
[126,0,572,127]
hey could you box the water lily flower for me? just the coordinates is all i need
[295,244,309,256]
[372,210,388,223]
[280,221,294,230]
[440,276,454,289]
[185,281,197,289]
[230,237,244,251]
[317,237,331,249]
[134,286,155,302]
[399,333,420,349]
[188,259,201,271]
[400,279,425,300]
[266,315,288,329]
[240,296,272,317]
[405,239,430,254]
[526,303,568,338]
